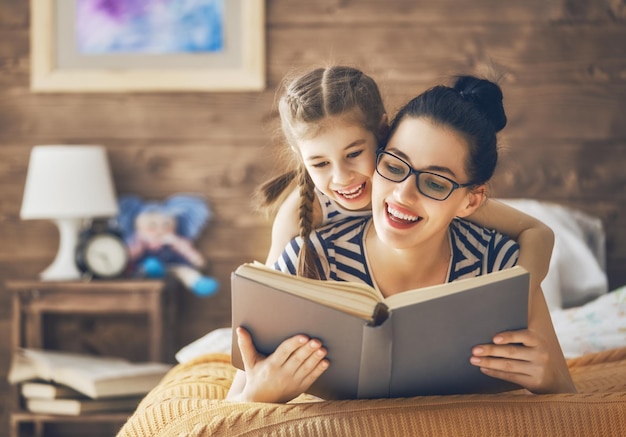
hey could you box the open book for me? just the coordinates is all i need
[8,349,172,399]
[231,263,529,399]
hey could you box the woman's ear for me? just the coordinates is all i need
[456,185,487,218]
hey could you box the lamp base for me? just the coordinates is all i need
[40,218,82,281]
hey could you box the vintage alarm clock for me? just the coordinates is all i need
[76,220,129,279]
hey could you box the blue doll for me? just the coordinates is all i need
[117,194,219,297]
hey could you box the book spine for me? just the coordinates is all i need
[357,317,393,398]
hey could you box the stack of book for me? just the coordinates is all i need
[8,348,173,416]
[18,381,144,415]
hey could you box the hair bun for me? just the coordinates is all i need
[454,76,507,132]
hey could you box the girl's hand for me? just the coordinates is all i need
[469,328,572,394]
[235,326,329,403]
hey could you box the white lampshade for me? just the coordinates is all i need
[21,145,118,219]
[20,145,119,280]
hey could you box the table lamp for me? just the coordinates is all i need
[20,145,119,280]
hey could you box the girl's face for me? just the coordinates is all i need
[372,117,482,250]
[296,117,378,211]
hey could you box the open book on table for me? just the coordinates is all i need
[231,262,529,400]
[8,349,172,399]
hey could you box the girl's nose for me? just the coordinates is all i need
[332,167,353,185]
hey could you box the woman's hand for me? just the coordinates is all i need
[233,327,329,403]
[469,328,576,394]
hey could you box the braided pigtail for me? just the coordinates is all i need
[295,167,321,279]
[255,170,297,211]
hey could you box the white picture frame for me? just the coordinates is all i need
[30,0,265,92]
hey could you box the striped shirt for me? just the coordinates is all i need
[317,189,371,225]
[274,217,519,288]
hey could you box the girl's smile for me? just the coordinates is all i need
[297,118,377,212]
[334,181,367,201]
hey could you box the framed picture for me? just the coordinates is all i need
[31,0,265,92]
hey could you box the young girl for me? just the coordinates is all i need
[260,66,553,292]
[228,75,575,403]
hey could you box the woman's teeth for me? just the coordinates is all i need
[387,205,419,222]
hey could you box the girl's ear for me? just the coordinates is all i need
[456,185,487,218]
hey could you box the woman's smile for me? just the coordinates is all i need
[385,202,422,228]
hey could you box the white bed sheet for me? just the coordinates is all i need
[551,284,626,359]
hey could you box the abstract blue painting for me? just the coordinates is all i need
[76,0,224,54]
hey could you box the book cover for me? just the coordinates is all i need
[231,263,529,399]
[8,349,172,399]
[21,381,85,400]
[25,396,143,416]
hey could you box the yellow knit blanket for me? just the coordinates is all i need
[117,347,626,437]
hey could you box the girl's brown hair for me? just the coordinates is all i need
[258,66,386,279]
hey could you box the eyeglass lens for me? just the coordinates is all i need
[376,152,455,200]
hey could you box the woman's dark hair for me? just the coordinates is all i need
[384,75,507,185]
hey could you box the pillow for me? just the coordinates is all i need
[498,199,608,310]
[175,327,233,363]
[551,285,626,358]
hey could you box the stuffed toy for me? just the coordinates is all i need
[117,194,219,297]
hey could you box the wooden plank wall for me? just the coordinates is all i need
[1,0,625,432]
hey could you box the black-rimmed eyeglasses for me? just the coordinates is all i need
[375,150,474,201]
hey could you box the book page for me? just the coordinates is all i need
[8,349,128,384]
[54,361,171,398]
[61,361,172,382]
[9,349,172,398]
[236,263,384,318]
[21,382,85,400]
[383,266,528,310]
[26,396,142,415]
[7,353,38,384]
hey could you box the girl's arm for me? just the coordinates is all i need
[265,189,323,265]
[466,199,554,292]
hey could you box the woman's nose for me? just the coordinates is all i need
[393,174,419,203]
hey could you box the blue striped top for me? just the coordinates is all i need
[273,217,519,287]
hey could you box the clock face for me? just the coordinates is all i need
[83,234,129,278]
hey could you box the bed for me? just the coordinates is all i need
[116,200,626,437]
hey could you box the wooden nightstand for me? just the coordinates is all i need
[6,279,176,437]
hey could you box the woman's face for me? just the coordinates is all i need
[371,117,478,250]
[296,117,378,212]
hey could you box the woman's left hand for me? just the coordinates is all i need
[469,328,569,394]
